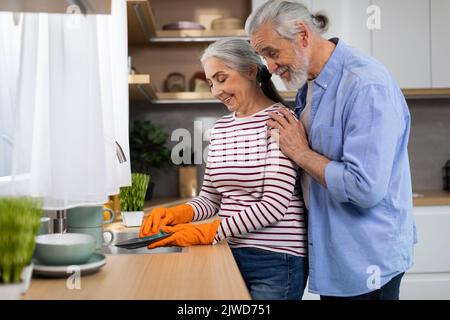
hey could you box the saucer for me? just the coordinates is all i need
[32,253,106,278]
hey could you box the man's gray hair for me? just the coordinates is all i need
[245,0,329,40]
[201,37,263,76]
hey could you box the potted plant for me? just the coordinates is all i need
[119,173,150,227]
[129,120,171,200]
[0,197,42,300]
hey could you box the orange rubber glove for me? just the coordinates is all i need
[139,204,194,238]
[148,220,221,249]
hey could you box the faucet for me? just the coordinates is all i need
[53,210,67,233]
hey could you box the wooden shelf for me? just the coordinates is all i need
[128,74,157,101]
[152,29,247,43]
[413,190,450,206]
[402,88,450,98]
[127,0,247,44]
[127,0,157,44]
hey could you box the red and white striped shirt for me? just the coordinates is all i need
[188,104,307,257]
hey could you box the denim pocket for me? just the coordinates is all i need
[317,125,343,160]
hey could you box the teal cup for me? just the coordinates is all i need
[67,227,114,250]
[66,206,115,228]
[38,217,51,235]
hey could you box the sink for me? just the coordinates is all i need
[99,230,182,255]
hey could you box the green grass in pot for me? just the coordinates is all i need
[0,197,42,284]
[119,173,150,212]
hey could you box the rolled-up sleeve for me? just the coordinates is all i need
[325,84,403,208]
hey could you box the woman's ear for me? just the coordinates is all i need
[248,64,258,80]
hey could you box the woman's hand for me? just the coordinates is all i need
[148,220,221,248]
[139,204,195,238]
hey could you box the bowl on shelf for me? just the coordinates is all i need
[162,21,206,30]
[34,233,96,266]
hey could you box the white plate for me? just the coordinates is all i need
[32,253,106,278]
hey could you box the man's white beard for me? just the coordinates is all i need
[282,51,309,91]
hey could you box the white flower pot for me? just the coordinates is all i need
[21,263,34,294]
[122,211,144,227]
[0,282,24,300]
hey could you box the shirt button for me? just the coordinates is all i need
[323,84,328,88]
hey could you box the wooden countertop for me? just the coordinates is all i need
[413,190,450,206]
[24,197,250,300]
[24,241,250,300]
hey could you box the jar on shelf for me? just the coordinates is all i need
[164,72,186,92]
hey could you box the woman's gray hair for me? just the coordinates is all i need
[200,37,285,105]
[245,0,329,40]
[201,38,263,78]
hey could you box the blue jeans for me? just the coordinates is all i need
[320,272,405,300]
[231,247,308,300]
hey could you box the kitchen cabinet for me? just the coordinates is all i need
[312,0,371,55]
[372,0,431,89]
[400,205,450,299]
[430,0,450,88]
[303,192,450,300]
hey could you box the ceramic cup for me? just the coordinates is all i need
[66,206,115,228]
[67,227,114,250]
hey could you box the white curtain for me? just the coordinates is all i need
[0,0,131,210]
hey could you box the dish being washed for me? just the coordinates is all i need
[114,231,170,249]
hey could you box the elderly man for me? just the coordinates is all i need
[245,0,417,300]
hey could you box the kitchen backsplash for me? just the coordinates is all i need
[131,98,450,197]
[408,98,450,191]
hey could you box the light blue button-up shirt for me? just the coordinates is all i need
[294,39,417,296]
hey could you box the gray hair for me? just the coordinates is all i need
[245,0,329,40]
[201,38,263,77]
[200,37,285,105]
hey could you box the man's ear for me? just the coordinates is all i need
[295,21,310,48]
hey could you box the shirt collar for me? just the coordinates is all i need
[313,38,345,90]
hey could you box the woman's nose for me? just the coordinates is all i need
[211,86,222,98]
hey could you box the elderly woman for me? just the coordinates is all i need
[139,38,308,300]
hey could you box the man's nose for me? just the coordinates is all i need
[266,58,278,74]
